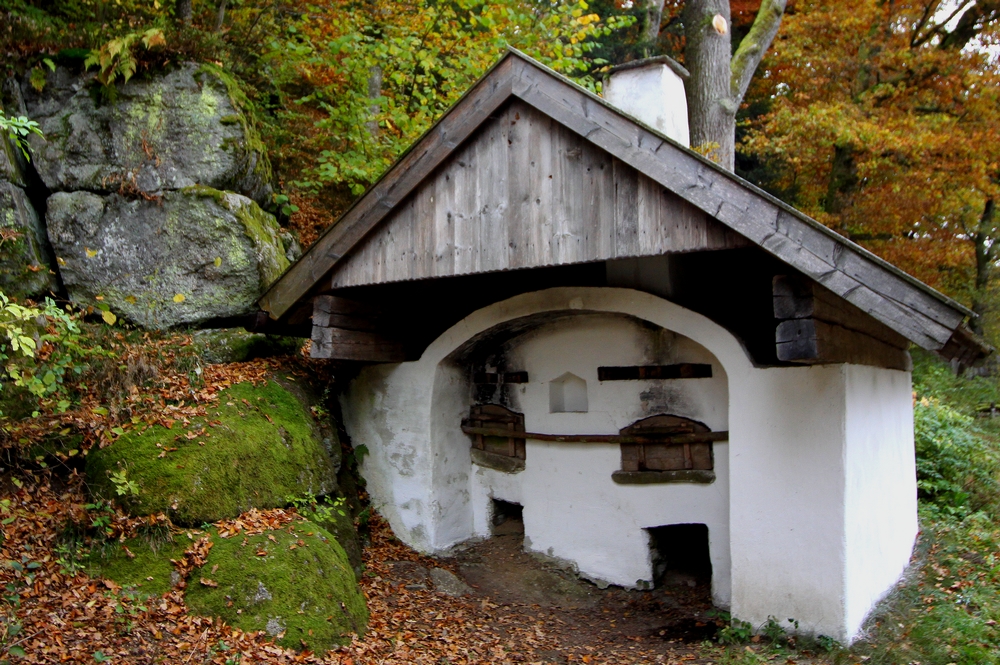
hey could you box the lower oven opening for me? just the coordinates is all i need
[646,523,713,589]
[491,498,524,539]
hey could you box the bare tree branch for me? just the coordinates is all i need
[911,0,973,48]
[940,0,1000,50]
[730,0,788,105]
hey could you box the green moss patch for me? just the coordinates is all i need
[86,533,189,596]
[86,379,337,525]
[185,520,367,654]
[302,504,363,580]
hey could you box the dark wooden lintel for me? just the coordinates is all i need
[460,425,728,445]
[473,371,529,384]
[598,364,712,381]
[611,470,715,485]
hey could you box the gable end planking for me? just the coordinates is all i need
[328,102,748,289]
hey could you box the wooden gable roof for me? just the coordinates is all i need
[259,49,985,361]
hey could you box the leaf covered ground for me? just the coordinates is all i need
[0,468,845,665]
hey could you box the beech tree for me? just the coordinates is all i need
[641,0,787,170]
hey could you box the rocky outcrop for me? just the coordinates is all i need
[46,187,288,328]
[0,179,57,299]
[4,62,291,325]
[22,64,273,206]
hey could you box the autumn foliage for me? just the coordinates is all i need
[741,0,1000,336]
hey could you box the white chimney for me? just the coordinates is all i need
[604,56,690,147]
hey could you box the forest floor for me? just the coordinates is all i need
[1,469,836,665]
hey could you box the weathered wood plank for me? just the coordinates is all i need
[477,111,509,273]
[507,104,533,270]
[613,160,640,258]
[312,295,384,331]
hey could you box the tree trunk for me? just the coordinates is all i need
[823,143,858,219]
[683,0,787,171]
[366,65,383,139]
[215,0,227,31]
[683,0,734,168]
[176,0,193,24]
[644,0,667,50]
[972,197,997,335]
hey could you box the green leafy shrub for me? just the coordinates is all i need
[0,110,43,160]
[0,292,110,420]
[914,397,1000,517]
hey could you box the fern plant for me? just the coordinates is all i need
[85,28,166,98]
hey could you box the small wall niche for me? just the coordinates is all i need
[549,372,588,413]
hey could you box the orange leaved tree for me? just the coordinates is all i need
[743,0,1000,338]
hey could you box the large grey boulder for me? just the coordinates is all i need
[46,187,289,328]
[22,64,273,206]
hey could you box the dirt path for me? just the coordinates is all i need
[381,515,724,663]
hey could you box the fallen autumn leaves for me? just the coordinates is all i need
[0,470,741,665]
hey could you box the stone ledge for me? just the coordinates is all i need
[611,469,715,485]
[471,448,525,474]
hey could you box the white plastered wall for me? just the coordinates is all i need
[339,287,917,643]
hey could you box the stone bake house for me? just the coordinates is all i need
[256,50,987,642]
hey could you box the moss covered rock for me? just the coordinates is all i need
[46,187,288,328]
[86,379,338,524]
[301,503,363,580]
[185,521,367,654]
[21,64,273,206]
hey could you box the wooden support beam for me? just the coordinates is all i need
[310,295,403,361]
[773,275,910,349]
[310,326,405,362]
[938,325,993,366]
[773,275,913,370]
[459,425,728,445]
[598,364,712,381]
[775,318,911,371]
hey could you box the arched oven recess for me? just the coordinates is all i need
[462,404,526,473]
[612,414,727,485]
